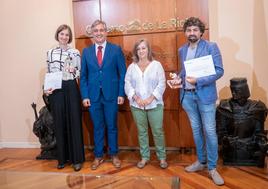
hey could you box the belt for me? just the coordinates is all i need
[184,88,196,92]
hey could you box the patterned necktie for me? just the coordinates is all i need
[97,46,103,66]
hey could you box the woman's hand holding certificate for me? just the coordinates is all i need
[44,71,63,92]
[44,88,54,96]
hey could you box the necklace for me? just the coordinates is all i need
[137,60,150,72]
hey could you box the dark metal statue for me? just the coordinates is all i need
[216,78,268,167]
[31,94,57,159]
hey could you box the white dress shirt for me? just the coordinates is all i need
[124,60,166,110]
[95,41,107,59]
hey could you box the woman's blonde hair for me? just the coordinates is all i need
[132,39,153,63]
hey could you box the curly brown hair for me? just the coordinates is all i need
[183,17,205,36]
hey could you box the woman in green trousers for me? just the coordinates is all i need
[124,39,168,169]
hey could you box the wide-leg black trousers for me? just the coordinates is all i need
[49,80,85,165]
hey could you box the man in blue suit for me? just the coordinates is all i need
[80,20,126,170]
[169,17,224,185]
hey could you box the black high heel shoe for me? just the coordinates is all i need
[57,163,65,169]
[73,163,82,171]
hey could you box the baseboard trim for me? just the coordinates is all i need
[0,142,40,148]
[0,143,195,152]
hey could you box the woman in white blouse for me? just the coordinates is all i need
[44,25,85,171]
[125,39,168,169]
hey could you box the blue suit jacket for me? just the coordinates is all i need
[178,39,224,104]
[80,42,126,102]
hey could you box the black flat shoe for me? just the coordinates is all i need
[57,164,65,169]
[73,163,82,171]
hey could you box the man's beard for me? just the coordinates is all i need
[188,35,199,43]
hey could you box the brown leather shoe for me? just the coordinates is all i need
[111,156,121,168]
[91,158,104,170]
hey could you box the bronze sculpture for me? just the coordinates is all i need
[31,95,57,159]
[216,78,267,167]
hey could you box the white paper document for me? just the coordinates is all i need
[184,55,216,78]
[44,72,63,90]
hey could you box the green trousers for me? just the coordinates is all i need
[131,104,166,160]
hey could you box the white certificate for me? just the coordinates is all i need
[184,55,216,78]
[44,72,63,90]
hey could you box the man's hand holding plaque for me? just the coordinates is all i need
[167,73,182,89]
